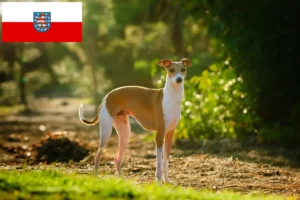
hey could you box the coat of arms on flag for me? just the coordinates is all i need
[33,12,51,32]
[2,2,82,42]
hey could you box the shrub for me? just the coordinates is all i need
[153,59,256,141]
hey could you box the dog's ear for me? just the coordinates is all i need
[181,58,192,67]
[157,58,172,68]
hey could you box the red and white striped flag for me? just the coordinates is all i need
[1,2,82,42]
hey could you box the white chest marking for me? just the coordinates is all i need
[162,94,181,132]
[162,76,183,132]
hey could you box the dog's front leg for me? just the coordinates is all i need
[163,130,174,183]
[155,131,164,184]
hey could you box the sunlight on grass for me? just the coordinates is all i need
[0,105,25,115]
[0,170,294,200]
[80,98,93,104]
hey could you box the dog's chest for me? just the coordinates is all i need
[162,93,181,132]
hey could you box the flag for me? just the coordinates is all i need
[2,2,82,42]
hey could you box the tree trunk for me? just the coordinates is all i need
[18,43,29,111]
[171,4,184,58]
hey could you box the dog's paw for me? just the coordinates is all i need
[156,179,163,186]
[164,180,176,186]
[94,169,100,177]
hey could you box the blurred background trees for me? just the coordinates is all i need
[0,0,299,146]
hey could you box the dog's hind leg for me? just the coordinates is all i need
[94,101,113,177]
[113,114,131,176]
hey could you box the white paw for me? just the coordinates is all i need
[164,180,176,185]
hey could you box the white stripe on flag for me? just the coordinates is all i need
[2,2,82,22]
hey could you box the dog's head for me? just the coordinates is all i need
[157,58,192,84]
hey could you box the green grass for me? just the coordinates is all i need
[0,105,24,115]
[0,170,294,200]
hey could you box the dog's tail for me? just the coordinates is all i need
[79,103,102,126]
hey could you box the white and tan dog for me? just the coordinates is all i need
[79,58,192,183]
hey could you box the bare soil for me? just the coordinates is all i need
[0,98,300,197]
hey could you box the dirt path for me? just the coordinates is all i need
[0,98,300,197]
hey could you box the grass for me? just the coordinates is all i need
[0,170,295,200]
[0,105,25,115]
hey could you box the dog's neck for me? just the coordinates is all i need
[163,75,184,104]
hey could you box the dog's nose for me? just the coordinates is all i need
[176,77,182,83]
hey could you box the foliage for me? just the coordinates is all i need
[153,59,256,140]
[1,0,299,146]
[0,81,19,105]
[0,170,288,200]
[177,62,256,140]
[201,0,300,145]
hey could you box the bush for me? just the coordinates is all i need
[182,62,255,140]
[153,59,256,141]
[202,0,300,145]
[0,81,20,105]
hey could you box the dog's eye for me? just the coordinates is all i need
[169,68,175,73]
[181,68,186,72]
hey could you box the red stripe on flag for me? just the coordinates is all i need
[2,22,82,42]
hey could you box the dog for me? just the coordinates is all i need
[79,58,192,183]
